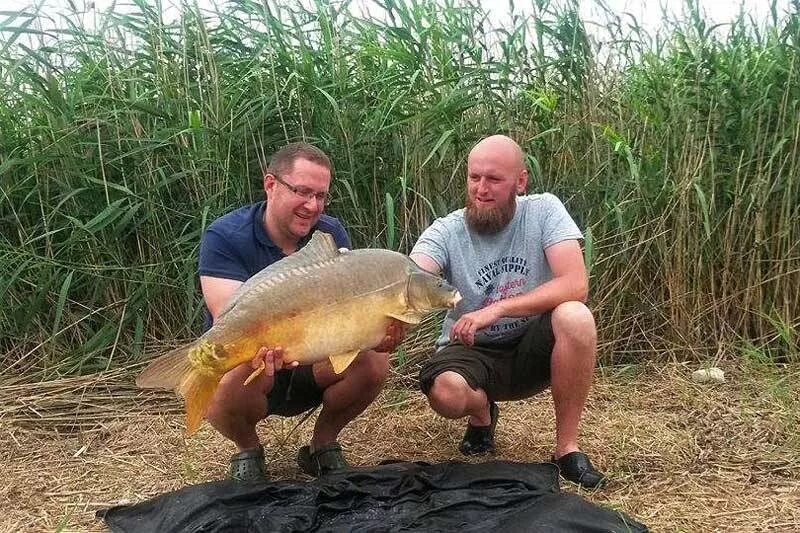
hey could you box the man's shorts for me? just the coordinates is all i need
[419,312,555,401]
[266,365,324,417]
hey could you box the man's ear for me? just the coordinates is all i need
[263,173,276,197]
[517,169,528,194]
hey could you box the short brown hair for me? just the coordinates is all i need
[266,142,332,178]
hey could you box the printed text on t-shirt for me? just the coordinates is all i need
[474,256,530,289]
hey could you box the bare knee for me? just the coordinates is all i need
[427,372,471,419]
[350,350,391,388]
[552,301,597,347]
[206,366,272,426]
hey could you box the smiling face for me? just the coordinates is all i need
[465,135,528,234]
[264,157,331,245]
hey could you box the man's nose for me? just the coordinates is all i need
[303,195,322,210]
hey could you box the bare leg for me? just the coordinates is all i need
[310,350,391,449]
[206,362,274,451]
[549,301,597,458]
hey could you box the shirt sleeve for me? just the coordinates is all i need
[330,220,352,250]
[540,193,583,248]
[410,218,450,272]
[198,226,249,282]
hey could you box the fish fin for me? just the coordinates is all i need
[136,342,194,389]
[216,231,340,318]
[261,230,340,274]
[179,371,218,436]
[329,350,361,374]
[386,311,424,324]
[243,359,265,386]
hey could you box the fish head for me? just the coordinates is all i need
[406,269,461,311]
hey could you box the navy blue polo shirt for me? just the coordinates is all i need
[198,201,351,330]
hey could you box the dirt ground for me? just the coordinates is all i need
[1,361,798,532]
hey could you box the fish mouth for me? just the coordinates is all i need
[450,291,462,307]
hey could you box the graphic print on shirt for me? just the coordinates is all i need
[474,255,531,339]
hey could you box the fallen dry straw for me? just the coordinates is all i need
[1,358,798,532]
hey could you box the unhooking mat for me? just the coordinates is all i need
[98,460,648,532]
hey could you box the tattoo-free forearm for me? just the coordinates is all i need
[492,273,588,319]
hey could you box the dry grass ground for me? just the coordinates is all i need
[1,360,798,532]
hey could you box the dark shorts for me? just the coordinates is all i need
[266,365,324,417]
[419,312,555,401]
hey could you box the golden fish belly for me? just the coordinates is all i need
[213,290,400,372]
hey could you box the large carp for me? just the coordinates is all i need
[136,231,461,435]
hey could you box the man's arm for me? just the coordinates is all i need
[494,239,588,318]
[200,275,244,322]
[449,239,587,346]
[409,252,442,276]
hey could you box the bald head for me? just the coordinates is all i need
[468,135,525,174]
[464,135,528,234]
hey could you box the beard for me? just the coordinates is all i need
[465,189,517,234]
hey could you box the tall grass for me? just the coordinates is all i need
[1,0,798,377]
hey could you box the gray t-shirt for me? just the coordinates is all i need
[411,193,583,348]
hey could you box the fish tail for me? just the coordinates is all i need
[136,340,223,436]
[179,370,219,436]
[136,343,195,389]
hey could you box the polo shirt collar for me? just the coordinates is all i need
[255,201,320,251]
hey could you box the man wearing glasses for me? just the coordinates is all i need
[198,142,403,482]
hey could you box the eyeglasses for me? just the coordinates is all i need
[272,174,329,206]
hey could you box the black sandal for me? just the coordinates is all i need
[459,401,499,455]
[229,445,268,482]
[297,442,350,476]
[552,451,607,489]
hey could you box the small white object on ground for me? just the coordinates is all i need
[691,367,726,384]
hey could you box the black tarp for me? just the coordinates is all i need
[98,460,648,532]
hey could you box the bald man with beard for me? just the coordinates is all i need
[410,135,605,489]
